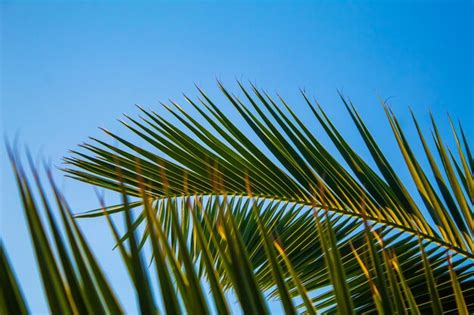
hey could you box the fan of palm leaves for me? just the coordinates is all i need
[1,83,473,314]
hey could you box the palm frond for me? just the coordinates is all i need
[3,83,473,313]
[65,83,472,258]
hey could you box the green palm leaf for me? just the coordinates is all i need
[66,84,472,254]
[62,84,472,313]
[2,83,473,314]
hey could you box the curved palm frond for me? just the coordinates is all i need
[61,83,473,312]
[65,83,472,257]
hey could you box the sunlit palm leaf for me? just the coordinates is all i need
[66,83,472,254]
[3,83,473,313]
[63,83,473,312]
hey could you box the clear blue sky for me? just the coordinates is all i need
[1,1,473,313]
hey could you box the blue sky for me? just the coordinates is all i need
[1,1,473,313]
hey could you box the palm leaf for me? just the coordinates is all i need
[3,83,473,313]
[66,84,472,253]
[62,83,473,312]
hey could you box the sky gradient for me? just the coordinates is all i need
[1,1,473,313]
